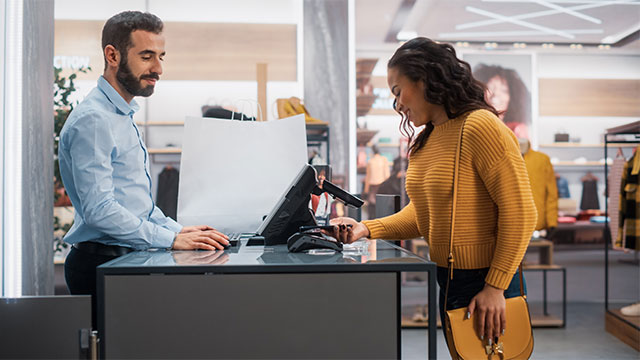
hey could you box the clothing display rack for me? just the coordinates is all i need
[603,120,640,351]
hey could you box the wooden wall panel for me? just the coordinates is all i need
[539,78,640,117]
[54,20,297,81]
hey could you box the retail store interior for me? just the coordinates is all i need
[1,0,639,359]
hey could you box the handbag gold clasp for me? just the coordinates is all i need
[485,341,504,359]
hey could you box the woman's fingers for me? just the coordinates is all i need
[484,309,494,342]
[476,307,486,340]
[494,310,501,339]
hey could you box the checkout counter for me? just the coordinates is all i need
[96,239,437,359]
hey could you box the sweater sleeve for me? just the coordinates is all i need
[362,201,422,240]
[466,113,537,289]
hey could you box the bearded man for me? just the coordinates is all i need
[58,11,229,327]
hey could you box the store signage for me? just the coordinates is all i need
[53,55,90,70]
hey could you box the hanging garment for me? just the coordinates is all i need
[556,175,570,198]
[580,179,600,210]
[524,149,558,230]
[609,157,626,247]
[156,166,180,221]
[617,148,640,250]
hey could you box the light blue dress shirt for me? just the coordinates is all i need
[59,76,182,250]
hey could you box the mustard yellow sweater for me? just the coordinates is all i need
[363,110,537,289]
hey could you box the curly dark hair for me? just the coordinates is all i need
[101,11,164,70]
[388,37,498,155]
[473,63,531,127]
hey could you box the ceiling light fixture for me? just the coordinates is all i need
[459,2,616,30]
[438,29,602,39]
[531,0,602,24]
[601,22,640,44]
[466,6,575,39]
[598,44,611,50]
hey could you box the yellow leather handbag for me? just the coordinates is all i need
[443,118,534,360]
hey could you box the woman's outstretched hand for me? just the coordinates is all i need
[324,217,370,244]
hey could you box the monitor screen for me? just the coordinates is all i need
[256,164,319,245]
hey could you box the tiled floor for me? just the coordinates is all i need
[400,247,640,359]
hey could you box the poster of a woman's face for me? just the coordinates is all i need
[463,54,533,141]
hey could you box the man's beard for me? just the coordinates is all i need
[116,58,159,98]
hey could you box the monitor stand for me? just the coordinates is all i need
[263,196,317,246]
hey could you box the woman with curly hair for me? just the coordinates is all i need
[473,63,532,139]
[328,37,536,346]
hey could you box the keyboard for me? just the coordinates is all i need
[226,233,265,247]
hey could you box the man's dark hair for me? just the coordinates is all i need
[101,11,163,70]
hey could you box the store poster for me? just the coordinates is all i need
[463,53,535,144]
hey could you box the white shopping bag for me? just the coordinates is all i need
[177,114,307,233]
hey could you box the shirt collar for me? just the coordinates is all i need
[97,75,140,116]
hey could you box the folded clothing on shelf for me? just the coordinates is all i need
[577,209,603,221]
[589,216,609,224]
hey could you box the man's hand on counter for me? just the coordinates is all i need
[180,225,214,233]
[171,226,230,250]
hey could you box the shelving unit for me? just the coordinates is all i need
[552,161,606,167]
[604,121,640,351]
[539,139,637,222]
[540,143,638,148]
[147,148,182,155]
[524,239,567,328]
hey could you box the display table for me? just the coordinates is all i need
[524,238,567,328]
[97,239,437,359]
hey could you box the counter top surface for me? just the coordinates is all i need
[98,239,433,273]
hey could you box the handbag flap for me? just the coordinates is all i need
[447,296,533,359]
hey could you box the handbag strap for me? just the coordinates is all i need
[443,118,525,312]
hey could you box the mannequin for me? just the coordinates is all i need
[364,145,390,219]
[520,138,558,233]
